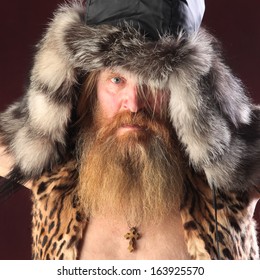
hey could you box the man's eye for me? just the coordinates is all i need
[111,77,122,84]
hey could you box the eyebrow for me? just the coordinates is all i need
[104,69,138,83]
[106,71,123,78]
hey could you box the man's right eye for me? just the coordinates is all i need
[111,77,122,84]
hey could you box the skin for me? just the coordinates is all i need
[96,69,168,121]
[0,145,12,178]
[96,69,143,118]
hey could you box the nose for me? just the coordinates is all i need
[122,85,144,113]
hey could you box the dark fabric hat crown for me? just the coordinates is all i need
[86,0,205,39]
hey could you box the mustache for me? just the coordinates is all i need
[111,111,154,129]
[95,109,170,137]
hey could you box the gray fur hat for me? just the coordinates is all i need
[0,0,259,190]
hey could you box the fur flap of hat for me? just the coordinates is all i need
[0,1,259,189]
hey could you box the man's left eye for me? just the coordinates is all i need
[111,77,122,84]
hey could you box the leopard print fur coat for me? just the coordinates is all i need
[31,160,259,260]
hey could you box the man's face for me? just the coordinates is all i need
[78,68,183,225]
[96,68,168,130]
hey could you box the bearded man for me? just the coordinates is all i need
[0,0,259,260]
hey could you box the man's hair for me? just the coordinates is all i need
[76,70,100,129]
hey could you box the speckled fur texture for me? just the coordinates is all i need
[31,160,259,260]
[0,1,259,191]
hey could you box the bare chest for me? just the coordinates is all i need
[79,214,190,260]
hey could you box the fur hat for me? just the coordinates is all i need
[0,0,258,190]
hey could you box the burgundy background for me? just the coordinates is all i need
[0,1,259,259]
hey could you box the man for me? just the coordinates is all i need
[0,0,259,259]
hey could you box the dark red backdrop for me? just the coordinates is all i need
[0,1,259,259]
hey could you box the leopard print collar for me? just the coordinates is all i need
[31,161,259,260]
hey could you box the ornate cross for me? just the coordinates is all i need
[124,227,141,252]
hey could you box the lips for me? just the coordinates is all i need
[121,123,147,130]
[117,124,147,135]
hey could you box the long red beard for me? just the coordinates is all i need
[77,109,184,225]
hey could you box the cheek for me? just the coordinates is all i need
[97,90,121,119]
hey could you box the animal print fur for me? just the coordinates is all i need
[31,161,259,260]
[31,161,87,260]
